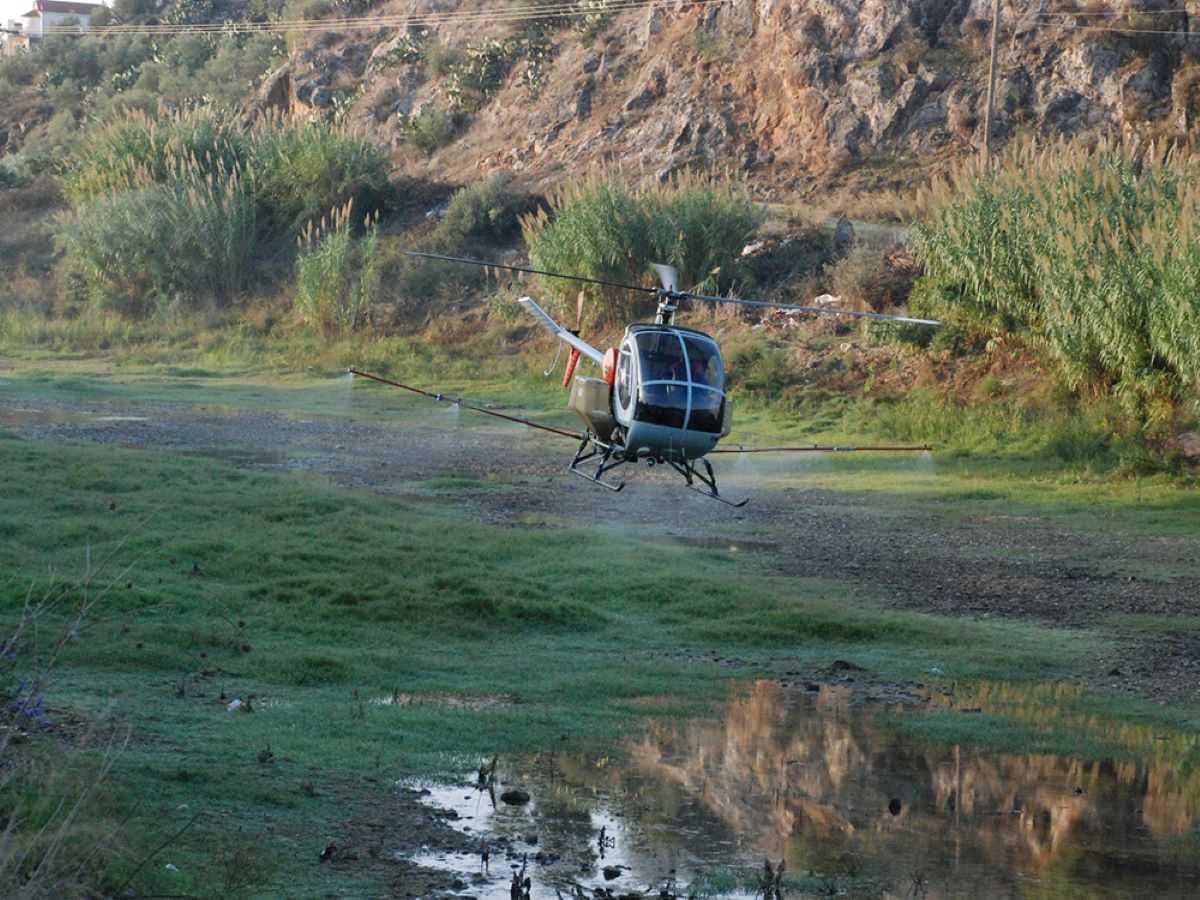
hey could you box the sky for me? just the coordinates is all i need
[1,0,32,26]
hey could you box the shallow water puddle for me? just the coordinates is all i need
[408,681,1200,898]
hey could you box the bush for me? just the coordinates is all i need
[430,173,525,252]
[294,202,380,337]
[424,42,462,78]
[382,28,430,66]
[573,0,614,43]
[400,106,463,156]
[0,161,24,189]
[523,173,763,321]
[446,39,518,107]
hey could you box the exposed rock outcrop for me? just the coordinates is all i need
[262,0,1200,192]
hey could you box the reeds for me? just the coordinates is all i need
[295,201,380,337]
[912,138,1200,425]
[522,171,763,322]
[54,109,387,316]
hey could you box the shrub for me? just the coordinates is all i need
[383,28,430,66]
[442,27,555,107]
[446,39,518,107]
[400,106,463,155]
[523,173,763,321]
[0,161,23,189]
[430,173,525,252]
[424,42,462,78]
[573,0,614,43]
[294,202,380,337]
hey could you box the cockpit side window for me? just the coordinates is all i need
[681,336,723,389]
[616,347,633,410]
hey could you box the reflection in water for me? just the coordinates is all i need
[628,682,1200,897]
[415,682,1200,898]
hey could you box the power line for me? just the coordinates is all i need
[1040,23,1200,37]
[1037,7,1192,16]
[37,0,732,37]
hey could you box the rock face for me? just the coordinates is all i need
[272,0,1199,192]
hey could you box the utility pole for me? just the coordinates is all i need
[982,0,1002,168]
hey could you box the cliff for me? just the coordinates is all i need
[256,0,1200,197]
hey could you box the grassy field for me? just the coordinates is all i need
[2,359,1199,895]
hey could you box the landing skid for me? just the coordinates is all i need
[568,435,747,505]
[568,436,626,492]
[668,456,748,508]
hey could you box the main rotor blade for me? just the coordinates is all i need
[408,252,657,295]
[676,290,941,326]
[652,263,679,293]
[709,443,933,454]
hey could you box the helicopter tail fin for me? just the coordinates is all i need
[518,297,605,366]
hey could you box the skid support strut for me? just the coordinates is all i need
[668,456,748,507]
[568,436,627,492]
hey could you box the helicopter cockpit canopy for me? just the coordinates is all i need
[617,327,725,438]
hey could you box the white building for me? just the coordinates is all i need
[12,0,103,40]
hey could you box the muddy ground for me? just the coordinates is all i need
[3,389,1198,712]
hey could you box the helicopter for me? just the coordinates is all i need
[350,252,939,506]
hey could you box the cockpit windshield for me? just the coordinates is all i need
[632,330,725,433]
[636,331,688,382]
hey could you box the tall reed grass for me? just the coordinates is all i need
[53,110,387,316]
[57,176,257,315]
[294,202,380,337]
[522,172,762,322]
[912,139,1200,428]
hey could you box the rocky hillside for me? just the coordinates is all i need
[252,0,1200,198]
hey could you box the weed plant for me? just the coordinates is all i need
[0,556,135,897]
[430,173,526,251]
[523,173,763,322]
[59,109,245,205]
[57,176,258,316]
[573,0,615,43]
[249,116,388,237]
[444,27,553,108]
[398,106,462,155]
